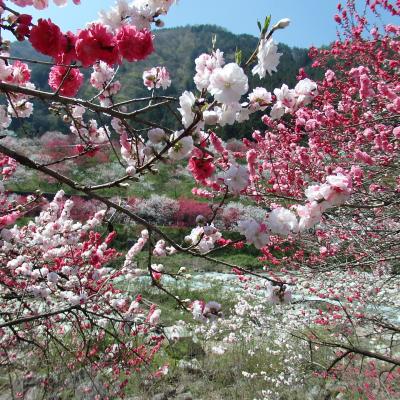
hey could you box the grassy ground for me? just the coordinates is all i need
[121,281,397,400]
[9,161,198,200]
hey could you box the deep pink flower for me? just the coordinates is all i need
[0,211,20,229]
[75,23,120,67]
[15,14,32,41]
[188,155,215,182]
[56,31,78,65]
[116,25,154,62]
[29,18,65,58]
[48,65,84,97]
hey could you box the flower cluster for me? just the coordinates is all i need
[0,0,399,397]
[0,58,35,119]
[28,19,154,67]
[10,0,81,9]
[90,61,121,106]
[1,191,112,301]
[170,47,316,144]
[270,79,318,119]
[48,65,84,96]
[235,173,352,249]
[68,105,110,144]
[0,189,165,396]
[143,66,171,90]
[1,0,173,103]
[123,228,149,275]
[99,0,176,31]
[185,223,222,254]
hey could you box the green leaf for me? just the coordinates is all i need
[257,20,262,32]
[212,34,217,50]
[262,15,271,35]
[235,48,242,65]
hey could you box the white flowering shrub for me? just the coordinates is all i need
[130,194,180,225]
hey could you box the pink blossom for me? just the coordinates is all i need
[48,65,84,96]
[143,66,171,90]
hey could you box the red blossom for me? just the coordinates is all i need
[48,65,84,97]
[116,25,154,62]
[15,14,32,40]
[75,23,120,67]
[56,31,78,64]
[188,155,215,181]
[29,18,65,58]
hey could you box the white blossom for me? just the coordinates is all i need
[143,66,171,90]
[221,164,249,194]
[252,38,282,79]
[237,218,269,249]
[236,105,252,123]
[98,0,131,31]
[295,202,324,232]
[322,173,352,206]
[148,128,167,144]
[8,100,33,118]
[203,110,219,125]
[208,63,248,104]
[194,49,225,91]
[215,102,241,126]
[267,207,299,236]
[168,130,193,160]
[178,91,196,128]
[294,78,318,107]
[149,308,161,325]
[0,58,12,81]
[0,105,11,129]
[185,225,221,254]
[248,87,272,111]
[274,84,296,109]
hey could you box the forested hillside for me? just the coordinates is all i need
[10,25,318,139]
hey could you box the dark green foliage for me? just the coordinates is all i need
[165,338,206,360]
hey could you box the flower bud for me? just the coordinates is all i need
[126,166,136,176]
[184,235,193,244]
[203,225,217,236]
[272,18,290,30]
[196,215,207,225]
[142,146,153,157]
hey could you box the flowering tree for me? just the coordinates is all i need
[0,0,399,398]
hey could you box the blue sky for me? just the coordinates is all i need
[4,0,397,48]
